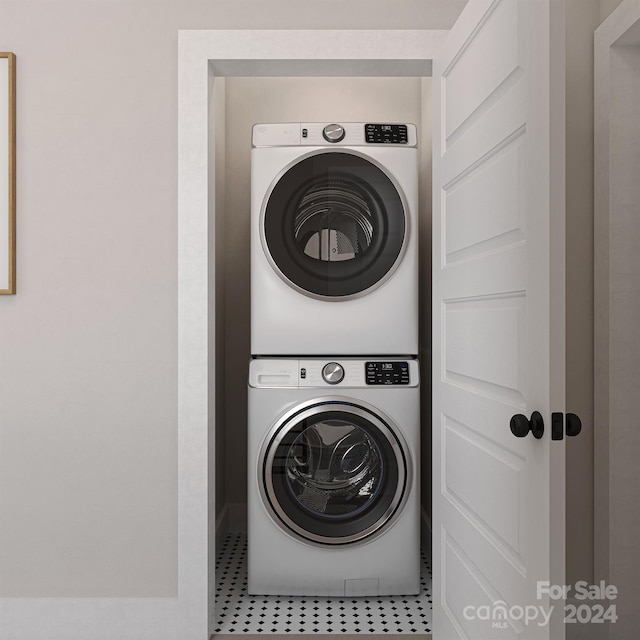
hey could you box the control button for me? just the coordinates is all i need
[322,362,345,385]
[300,368,306,379]
[322,124,345,143]
[302,128,308,138]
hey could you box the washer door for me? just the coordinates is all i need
[262,151,407,299]
[261,401,410,546]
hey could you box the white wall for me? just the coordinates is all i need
[0,1,182,597]
[0,0,466,602]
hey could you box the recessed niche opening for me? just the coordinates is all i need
[211,75,433,634]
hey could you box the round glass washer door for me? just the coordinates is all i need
[260,401,410,546]
[262,151,407,299]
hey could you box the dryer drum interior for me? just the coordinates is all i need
[264,152,407,298]
[295,180,375,263]
[262,403,409,545]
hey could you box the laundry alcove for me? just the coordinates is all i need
[215,77,433,635]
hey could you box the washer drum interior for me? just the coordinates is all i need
[261,401,410,546]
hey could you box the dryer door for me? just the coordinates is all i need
[262,151,407,299]
[261,400,410,546]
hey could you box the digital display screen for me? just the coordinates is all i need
[365,361,410,385]
[365,123,408,144]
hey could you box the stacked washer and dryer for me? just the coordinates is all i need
[248,122,420,597]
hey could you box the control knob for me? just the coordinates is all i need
[322,362,344,385]
[322,123,345,143]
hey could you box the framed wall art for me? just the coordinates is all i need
[1,52,15,294]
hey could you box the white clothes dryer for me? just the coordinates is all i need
[247,357,420,596]
[251,122,419,356]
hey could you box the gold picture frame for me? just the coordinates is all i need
[1,52,15,294]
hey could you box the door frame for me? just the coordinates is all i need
[177,29,446,638]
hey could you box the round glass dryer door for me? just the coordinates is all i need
[262,151,407,298]
[261,401,410,546]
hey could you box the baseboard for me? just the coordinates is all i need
[215,504,229,549]
[421,506,432,554]
[216,502,247,541]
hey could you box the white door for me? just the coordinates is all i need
[432,0,565,638]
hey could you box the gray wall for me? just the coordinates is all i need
[0,0,466,600]
[564,4,635,636]
[213,77,227,536]
[606,42,640,638]
[419,79,434,525]
[565,0,600,609]
[594,1,640,632]
[601,0,627,21]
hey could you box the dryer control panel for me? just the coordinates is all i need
[252,122,417,147]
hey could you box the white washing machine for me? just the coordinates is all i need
[247,357,420,596]
[251,122,419,356]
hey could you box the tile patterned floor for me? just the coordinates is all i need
[214,533,432,635]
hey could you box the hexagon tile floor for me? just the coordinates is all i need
[213,533,432,635]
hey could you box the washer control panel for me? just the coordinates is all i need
[298,359,416,387]
[365,361,410,385]
[249,358,418,388]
